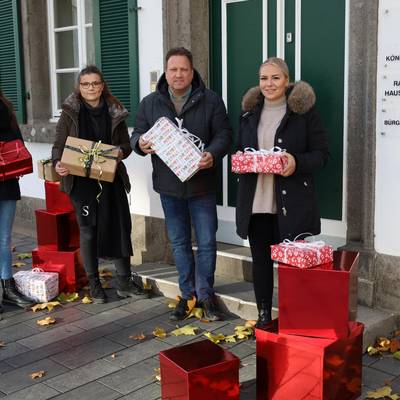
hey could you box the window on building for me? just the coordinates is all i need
[47,0,95,118]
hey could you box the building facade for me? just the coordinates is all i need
[0,0,398,311]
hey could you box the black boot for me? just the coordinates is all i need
[2,278,34,309]
[255,300,272,328]
[88,274,107,304]
[116,274,148,299]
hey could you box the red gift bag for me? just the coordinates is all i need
[0,139,33,180]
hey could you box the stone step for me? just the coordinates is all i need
[134,261,399,351]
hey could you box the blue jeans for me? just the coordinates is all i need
[0,200,17,280]
[160,193,218,302]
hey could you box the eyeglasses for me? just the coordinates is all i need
[79,81,103,89]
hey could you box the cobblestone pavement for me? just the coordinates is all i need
[0,232,397,399]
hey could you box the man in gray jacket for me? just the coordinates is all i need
[131,47,232,321]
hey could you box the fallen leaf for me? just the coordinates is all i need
[390,339,400,353]
[129,332,146,340]
[29,370,45,379]
[186,307,203,320]
[170,325,198,336]
[11,262,26,268]
[111,353,116,358]
[31,301,61,312]
[99,268,113,279]
[154,367,161,382]
[245,320,257,328]
[204,332,226,344]
[377,336,391,352]
[17,252,31,260]
[153,327,167,338]
[393,351,400,360]
[143,281,152,290]
[366,386,397,399]
[81,296,93,304]
[234,325,253,340]
[0,341,5,348]
[57,292,79,303]
[186,296,197,315]
[367,345,381,356]
[224,335,237,343]
[37,316,56,326]
[168,299,178,309]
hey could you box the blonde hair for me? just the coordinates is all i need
[259,57,289,79]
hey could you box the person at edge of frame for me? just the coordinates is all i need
[0,90,34,314]
[131,47,232,321]
[52,65,148,304]
[235,57,329,328]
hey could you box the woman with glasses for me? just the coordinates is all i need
[0,90,34,312]
[52,65,146,303]
[235,58,329,327]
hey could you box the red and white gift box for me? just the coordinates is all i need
[0,139,33,180]
[271,239,333,269]
[14,268,59,303]
[231,147,285,174]
[142,117,204,182]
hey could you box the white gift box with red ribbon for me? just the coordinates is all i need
[142,117,204,182]
[271,239,333,269]
[13,268,59,303]
[231,147,286,174]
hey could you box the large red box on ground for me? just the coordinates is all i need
[159,339,240,400]
[256,320,363,400]
[32,248,87,292]
[0,139,33,180]
[278,250,359,339]
[44,181,74,213]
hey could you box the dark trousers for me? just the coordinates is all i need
[248,214,280,307]
[79,225,130,277]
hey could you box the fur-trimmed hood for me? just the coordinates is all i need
[62,93,129,122]
[241,81,316,115]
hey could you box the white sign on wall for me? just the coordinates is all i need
[375,0,400,256]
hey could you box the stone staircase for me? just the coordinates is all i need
[135,242,400,350]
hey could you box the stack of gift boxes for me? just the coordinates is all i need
[256,242,363,400]
[31,181,87,295]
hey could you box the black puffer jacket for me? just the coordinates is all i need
[235,82,330,240]
[131,70,232,198]
[0,99,22,201]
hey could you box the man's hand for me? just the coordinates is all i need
[55,161,69,177]
[138,137,155,154]
[198,152,214,170]
[281,152,296,177]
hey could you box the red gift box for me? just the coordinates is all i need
[34,262,67,292]
[0,139,33,180]
[256,319,363,400]
[159,339,240,400]
[231,147,285,174]
[35,209,71,251]
[32,247,87,292]
[278,250,359,339]
[271,239,333,269]
[44,181,74,213]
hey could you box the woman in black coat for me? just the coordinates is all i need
[52,65,146,304]
[235,58,329,327]
[0,90,34,311]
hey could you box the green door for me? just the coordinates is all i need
[210,0,346,244]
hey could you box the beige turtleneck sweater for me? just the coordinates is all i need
[252,97,287,214]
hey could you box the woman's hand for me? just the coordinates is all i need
[198,152,214,169]
[55,161,69,177]
[281,152,296,177]
[138,137,155,154]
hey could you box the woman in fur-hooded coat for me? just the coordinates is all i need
[235,57,329,327]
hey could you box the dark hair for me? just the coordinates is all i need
[74,65,123,109]
[165,47,193,69]
[0,89,18,130]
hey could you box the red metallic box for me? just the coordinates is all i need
[256,320,363,400]
[159,339,240,400]
[0,139,33,180]
[35,209,71,251]
[35,263,67,292]
[44,181,74,213]
[278,250,359,339]
[32,248,87,292]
